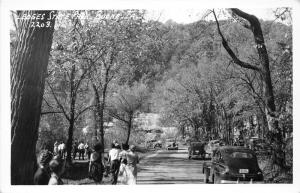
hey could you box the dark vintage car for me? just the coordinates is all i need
[202,146,264,184]
[153,140,163,149]
[166,140,178,150]
[248,138,272,155]
[188,142,206,160]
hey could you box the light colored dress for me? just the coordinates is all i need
[118,163,135,185]
[48,173,63,185]
[126,150,139,184]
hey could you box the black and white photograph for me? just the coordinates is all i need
[0,0,299,192]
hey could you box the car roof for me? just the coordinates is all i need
[216,146,255,153]
[209,140,220,143]
[190,142,204,146]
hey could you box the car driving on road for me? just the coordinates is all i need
[188,141,206,160]
[202,146,264,184]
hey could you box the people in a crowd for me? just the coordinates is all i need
[126,145,139,184]
[53,141,59,156]
[117,144,135,185]
[34,150,53,185]
[58,142,66,159]
[113,139,119,147]
[119,144,129,163]
[48,155,65,185]
[89,142,104,183]
[72,141,78,160]
[78,142,85,160]
[108,143,121,185]
[84,142,91,160]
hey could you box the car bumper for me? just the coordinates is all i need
[220,180,264,184]
[190,155,204,159]
[167,147,178,150]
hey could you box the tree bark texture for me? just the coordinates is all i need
[125,115,133,145]
[66,65,76,163]
[11,10,56,184]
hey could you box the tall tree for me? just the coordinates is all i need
[11,10,56,185]
[45,12,95,163]
[212,8,286,168]
[108,83,149,145]
[87,10,146,148]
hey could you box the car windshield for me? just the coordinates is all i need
[230,152,254,159]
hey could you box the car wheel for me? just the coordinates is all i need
[188,155,191,160]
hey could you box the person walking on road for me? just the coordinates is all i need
[88,142,104,183]
[117,144,135,185]
[48,155,65,185]
[34,150,53,185]
[108,143,121,185]
[126,145,139,184]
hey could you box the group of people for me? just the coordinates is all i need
[34,140,140,185]
[54,140,92,161]
[53,141,66,159]
[106,141,139,185]
[87,140,139,185]
[73,141,92,160]
[34,150,65,185]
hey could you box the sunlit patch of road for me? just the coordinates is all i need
[137,147,206,184]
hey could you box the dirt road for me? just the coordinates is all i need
[137,146,206,184]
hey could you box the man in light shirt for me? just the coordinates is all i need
[78,142,85,160]
[108,143,121,184]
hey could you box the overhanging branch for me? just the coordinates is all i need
[212,9,260,71]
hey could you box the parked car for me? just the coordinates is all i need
[166,140,178,150]
[202,146,264,184]
[153,140,163,149]
[188,141,206,160]
[247,137,272,155]
[204,140,221,158]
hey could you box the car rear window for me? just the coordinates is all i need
[230,152,254,158]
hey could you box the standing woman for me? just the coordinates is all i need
[48,155,65,185]
[34,150,53,185]
[126,145,139,184]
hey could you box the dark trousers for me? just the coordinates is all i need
[79,149,85,160]
[110,160,120,185]
[73,149,77,160]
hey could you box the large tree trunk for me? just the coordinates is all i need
[92,82,107,150]
[125,115,133,145]
[92,83,100,140]
[66,65,76,163]
[11,11,56,184]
